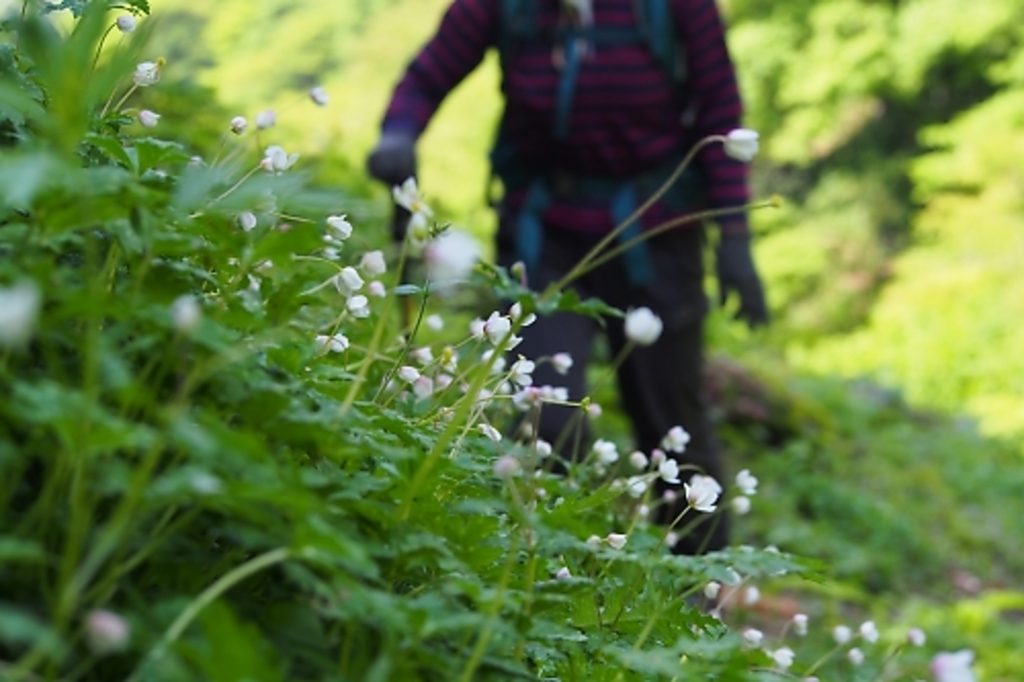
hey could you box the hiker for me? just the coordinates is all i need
[367,0,768,555]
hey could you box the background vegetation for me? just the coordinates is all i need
[2,0,1023,679]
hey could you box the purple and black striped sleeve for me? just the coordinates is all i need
[381,0,498,137]
[673,0,751,234]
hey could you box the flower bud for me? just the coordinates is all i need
[138,109,160,128]
[116,15,136,33]
[84,610,130,656]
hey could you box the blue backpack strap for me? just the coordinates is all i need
[515,178,553,275]
[610,184,655,287]
[497,0,539,70]
[553,33,583,139]
[637,0,687,84]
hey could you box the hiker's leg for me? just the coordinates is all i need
[598,227,729,554]
[497,221,600,461]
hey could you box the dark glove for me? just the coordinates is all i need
[366,132,417,186]
[715,232,769,328]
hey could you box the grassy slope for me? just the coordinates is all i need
[138,0,1024,675]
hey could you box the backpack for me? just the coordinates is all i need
[495,0,687,141]
[490,0,697,287]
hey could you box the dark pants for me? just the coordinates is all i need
[497,220,729,555]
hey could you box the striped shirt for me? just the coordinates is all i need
[382,0,750,235]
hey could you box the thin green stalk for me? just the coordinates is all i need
[128,548,292,682]
[339,234,411,416]
[90,23,116,72]
[203,164,261,209]
[545,136,720,298]
[394,325,517,522]
[457,535,518,682]
[101,82,137,119]
[574,199,777,280]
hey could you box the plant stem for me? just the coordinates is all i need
[127,547,292,681]
[339,233,411,416]
[457,535,518,682]
[572,199,776,280]
[545,137,720,298]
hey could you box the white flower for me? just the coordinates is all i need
[628,451,648,470]
[493,454,519,478]
[425,314,444,331]
[703,581,721,600]
[116,15,136,33]
[555,566,572,580]
[262,145,299,172]
[586,402,602,419]
[859,620,879,644]
[479,423,502,443]
[539,385,569,402]
[586,534,603,548]
[397,366,420,384]
[735,469,758,496]
[723,128,759,162]
[931,650,975,682]
[326,215,353,241]
[907,627,926,647]
[469,317,486,340]
[309,86,329,106]
[847,648,864,666]
[393,177,433,219]
[229,115,248,134]
[347,295,370,318]
[770,647,795,671]
[592,439,618,465]
[138,109,160,128]
[732,495,751,515]
[189,156,203,168]
[132,60,162,87]
[684,474,721,513]
[360,250,386,276]
[623,306,663,345]
[725,567,742,585]
[509,302,537,326]
[606,533,628,550]
[658,458,681,484]
[535,439,553,458]
[625,475,648,498]
[412,376,434,400]
[367,281,386,298]
[793,613,809,636]
[833,625,852,644]
[743,585,760,606]
[409,347,433,365]
[333,267,364,296]
[315,333,349,353]
[425,229,480,288]
[742,628,763,647]
[170,295,201,334]
[662,488,677,503]
[510,357,535,387]
[552,352,573,375]
[84,610,130,656]
[237,211,257,231]
[661,426,690,453]
[0,282,41,347]
[650,449,666,466]
[482,312,512,345]
[255,109,276,130]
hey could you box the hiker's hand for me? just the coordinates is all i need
[715,232,769,328]
[366,132,416,186]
